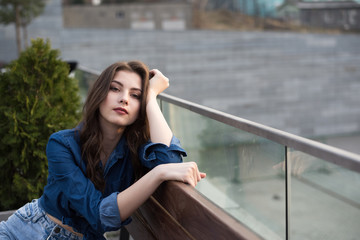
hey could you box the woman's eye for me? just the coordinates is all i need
[110,86,120,92]
[131,94,141,99]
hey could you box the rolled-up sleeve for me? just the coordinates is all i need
[139,136,187,169]
[99,192,131,230]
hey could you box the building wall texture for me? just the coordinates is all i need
[298,2,360,31]
[63,3,192,30]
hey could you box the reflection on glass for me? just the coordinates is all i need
[161,100,286,240]
[288,149,360,240]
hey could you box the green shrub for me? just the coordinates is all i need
[0,38,81,210]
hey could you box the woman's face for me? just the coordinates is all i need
[99,70,142,131]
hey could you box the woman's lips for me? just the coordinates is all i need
[114,107,128,114]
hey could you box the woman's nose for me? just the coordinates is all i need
[119,93,129,105]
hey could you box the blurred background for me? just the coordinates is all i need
[1,0,360,153]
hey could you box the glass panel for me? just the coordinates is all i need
[74,69,98,103]
[161,100,286,239]
[288,149,360,240]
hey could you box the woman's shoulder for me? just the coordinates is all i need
[49,126,81,143]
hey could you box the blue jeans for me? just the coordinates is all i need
[0,199,82,240]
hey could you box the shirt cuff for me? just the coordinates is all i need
[139,136,187,169]
[99,192,131,231]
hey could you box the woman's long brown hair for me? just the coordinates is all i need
[80,61,150,192]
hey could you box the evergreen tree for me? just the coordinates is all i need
[0,38,81,210]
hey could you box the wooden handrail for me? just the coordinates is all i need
[126,181,261,240]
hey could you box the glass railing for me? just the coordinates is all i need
[73,66,100,103]
[288,150,360,240]
[160,99,286,239]
[158,93,360,240]
[75,66,360,239]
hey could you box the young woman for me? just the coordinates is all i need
[0,61,206,239]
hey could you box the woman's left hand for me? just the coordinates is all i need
[155,162,206,187]
[147,69,169,102]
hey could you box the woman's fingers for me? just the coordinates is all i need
[160,162,206,187]
[183,162,205,187]
[184,162,199,186]
[149,69,169,95]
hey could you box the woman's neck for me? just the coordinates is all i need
[100,124,125,166]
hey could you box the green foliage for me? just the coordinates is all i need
[20,0,46,26]
[0,38,81,210]
[0,0,45,25]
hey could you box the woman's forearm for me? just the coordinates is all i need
[146,91,173,146]
[146,69,173,146]
[116,162,206,221]
[116,165,163,220]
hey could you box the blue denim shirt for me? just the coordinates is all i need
[38,128,186,240]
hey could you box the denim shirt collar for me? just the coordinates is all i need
[103,136,127,176]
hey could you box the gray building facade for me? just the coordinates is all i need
[63,3,192,30]
[298,1,360,31]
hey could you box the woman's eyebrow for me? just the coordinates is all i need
[112,80,142,92]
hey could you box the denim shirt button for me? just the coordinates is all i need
[54,226,61,233]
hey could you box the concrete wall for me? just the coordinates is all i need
[63,3,192,30]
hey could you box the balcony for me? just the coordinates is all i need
[74,67,360,239]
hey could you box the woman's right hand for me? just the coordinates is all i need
[147,69,169,103]
[155,162,206,187]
